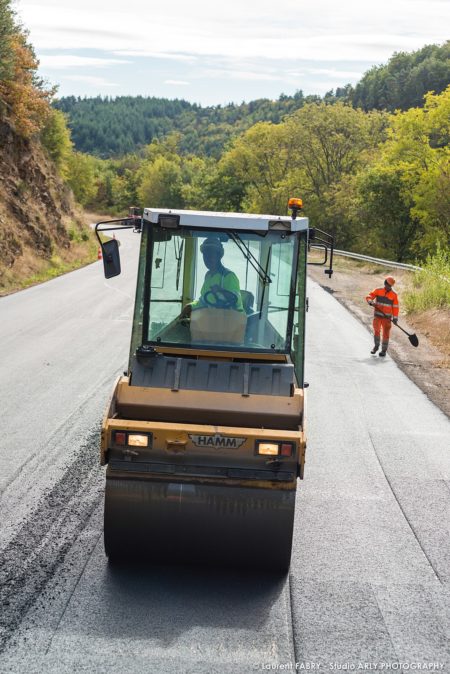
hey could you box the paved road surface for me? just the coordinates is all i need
[0,230,449,673]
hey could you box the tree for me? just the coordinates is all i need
[355,165,420,261]
[219,122,294,214]
[283,102,387,236]
[0,0,15,82]
[352,41,450,111]
[376,87,450,256]
[137,156,184,208]
[40,109,73,178]
[66,152,97,206]
[0,30,53,137]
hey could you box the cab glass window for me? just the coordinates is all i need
[144,228,299,353]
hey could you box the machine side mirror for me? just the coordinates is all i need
[102,239,121,278]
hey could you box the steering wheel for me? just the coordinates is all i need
[203,289,234,309]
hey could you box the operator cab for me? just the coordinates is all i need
[96,203,334,392]
[129,208,309,386]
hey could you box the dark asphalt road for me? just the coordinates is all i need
[0,229,449,673]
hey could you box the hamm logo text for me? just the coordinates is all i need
[189,434,246,449]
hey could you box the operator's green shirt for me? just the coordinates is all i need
[192,266,244,312]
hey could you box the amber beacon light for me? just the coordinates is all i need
[288,197,303,210]
[288,197,303,220]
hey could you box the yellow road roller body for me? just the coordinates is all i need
[96,204,333,571]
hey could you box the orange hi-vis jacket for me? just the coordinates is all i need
[366,287,399,320]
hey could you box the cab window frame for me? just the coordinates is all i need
[141,223,303,355]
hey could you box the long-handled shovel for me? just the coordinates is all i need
[393,321,419,347]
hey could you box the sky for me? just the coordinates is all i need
[14,0,450,106]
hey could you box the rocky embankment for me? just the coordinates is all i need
[0,119,89,293]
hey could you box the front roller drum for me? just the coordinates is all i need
[104,476,296,571]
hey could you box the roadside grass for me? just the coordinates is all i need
[17,231,117,290]
[0,213,117,295]
[403,248,450,313]
[17,238,99,290]
[0,231,98,295]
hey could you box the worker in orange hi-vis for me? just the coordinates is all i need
[365,276,399,357]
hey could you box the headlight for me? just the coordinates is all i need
[255,441,294,457]
[257,442,280,456]
[113,431,151,448]
[128,434,149,447]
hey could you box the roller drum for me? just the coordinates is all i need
[104,475,296,571]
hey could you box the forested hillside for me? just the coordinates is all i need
[352,41,450,111]
[56,41,449,159]
[49,38,449,267]
[69,89,448,264]
[54,90,324,158]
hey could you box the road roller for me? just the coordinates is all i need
[95,199,333,571]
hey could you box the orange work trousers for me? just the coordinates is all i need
[373,316,392,350]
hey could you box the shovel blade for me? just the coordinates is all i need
[409,334,419,347]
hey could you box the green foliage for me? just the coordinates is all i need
[53,92,312,159]
[179,156,212,210]
[137,156,184,209]
[69,90,448,268]
[0,0,15,82]
[54,41,449,161]
[403,247,450,312]
[68,226,89,243]
[218,122,294,214]
[40,109,73,177]
[66,151,98,206]
[45,41,447,270]
[361,87,450,259]
[352,41,450,111]
[354,164,419,262]
[284,103,388,230]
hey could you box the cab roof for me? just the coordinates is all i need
[143,208,309,232]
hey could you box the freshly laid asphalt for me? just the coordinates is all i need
[0,229,449,673]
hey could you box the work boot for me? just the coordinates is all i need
[370,346,379,354]
[379,351,386,357]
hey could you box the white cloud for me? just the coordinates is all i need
[15,0,450,102]
[200,69,282,82]
[114,51,197,63]
[63,75,119,87]
[306,68,364,80]
[38,55,130,69]
[17,0,450,63]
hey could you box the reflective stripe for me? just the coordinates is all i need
[376,296,394,306]
[368,287,399,321]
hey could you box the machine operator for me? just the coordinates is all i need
[181,237,244,318]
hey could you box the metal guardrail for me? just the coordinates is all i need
[311,246,422,271]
